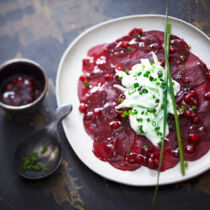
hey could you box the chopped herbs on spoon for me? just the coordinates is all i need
[22,146,49,172]
[41,145,48,155]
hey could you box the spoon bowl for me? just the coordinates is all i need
[15,104,72,179]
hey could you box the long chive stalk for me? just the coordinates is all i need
[152,1,170,202]
[166,31,185,176]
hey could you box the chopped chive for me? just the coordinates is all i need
[118,98,124,103]
[155,99,160,103]
[180,55,185,61]
[155,126,160,131]
[118,76,123,81]
[121,111,128,118]
[147,118,150,122]
[180,65,186,69]
[157,142,162,147]
[143,71,150,77]
[191,106,197,110]
[128,110,134,115]
[41,146,48,155]
[138,87,142,91]
[138,72,142,76]
[179,105,186,114]
[22,152,44,171]
[125,69,130,75]
[137,118,143,122]
[84,81,89,87]
[133,109,138,115]
[158,71,163,78]
[142,89,148,93]
[127,46,132,51]
[169,124,173,129]
[134,83,139,88]
[137,34,141,38]
[188,44,191,49]
[161,81,167,89]
[138,125,144,133]
[184,162,188,168]
[31,163,43,170]
[142,145,148,149]
[43,168,49,172]
[149,76,154,81]
[152,121,156,127]
[128,148,132,154]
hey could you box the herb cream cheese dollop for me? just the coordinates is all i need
[115,53,180,146]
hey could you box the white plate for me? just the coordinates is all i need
[56,15,210,186]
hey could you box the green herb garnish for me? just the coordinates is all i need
[143,71,150,78]
[43,168,49,172]
[191,106,197,110]
[118,98,124,103]
[41,146,48,155]
[137,118,143,122]
[127,46,132,51]
[22,146,50,172]
[125,69,130,75]
[149,76,154,81]
[121,111,129,118]
[138,125,144,133]
[22,152,41,170]
[142,89,148,93]
[128,148,132,154]
[142,145,148,149]
[153,0,185,203]
[180,55,185,61]
[118,76,123,81]
[137,34,141,38]
[84,81,89,87]
[180,65,186,69]
[179,105,186,114]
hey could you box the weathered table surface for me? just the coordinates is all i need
[0,0,210,209]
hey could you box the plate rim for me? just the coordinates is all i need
[56,14,210,186]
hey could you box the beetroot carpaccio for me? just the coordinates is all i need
[78,28,210,172]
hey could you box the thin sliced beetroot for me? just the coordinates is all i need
[78,28,210,172]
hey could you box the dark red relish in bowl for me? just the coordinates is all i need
[78,28,210,172]
[0,74,42,106]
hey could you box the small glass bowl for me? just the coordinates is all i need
[0,58,48,113]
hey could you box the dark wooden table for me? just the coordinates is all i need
[0,0,210,209]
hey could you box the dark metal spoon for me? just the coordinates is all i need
[15,104,73,179]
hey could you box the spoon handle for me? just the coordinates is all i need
[47,104,73,135]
